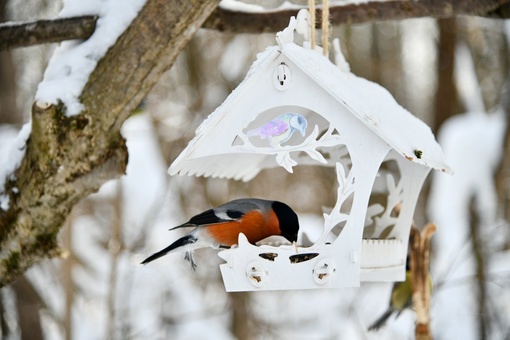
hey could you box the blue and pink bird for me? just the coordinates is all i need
[246,113,308,147]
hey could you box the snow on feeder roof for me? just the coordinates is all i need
[169,10,450,291]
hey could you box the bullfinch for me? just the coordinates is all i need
[141,198,300,269]
[368,270,413,331]
[368,266,432,331]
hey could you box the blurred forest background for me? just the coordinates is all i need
[1,0,510,339]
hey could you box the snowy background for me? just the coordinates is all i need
[1,0,510,339]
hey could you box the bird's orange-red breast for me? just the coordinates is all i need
[141,198,299,269]
[205,209,281,246]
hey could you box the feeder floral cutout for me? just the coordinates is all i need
[319,162,355,245]
[236,112,345,172]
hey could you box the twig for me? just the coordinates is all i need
[410,224,436,340]
[0,16,97,51]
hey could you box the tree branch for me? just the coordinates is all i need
[1,0,508,51]
[0,16,97,51]
[204,0,510,33]
[0,0,220,287]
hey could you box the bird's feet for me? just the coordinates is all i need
[184,251,197,271]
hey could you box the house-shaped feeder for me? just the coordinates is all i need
[169,11,451,291]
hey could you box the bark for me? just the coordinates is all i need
[106,182,123,340]
[0,0,220,287]
[11,275,44,340]
[231,292,251,340]
[0,0,19,124]
[62,215,74,340]
[470,198,489,339]
[460,17,508,111]
[0,16,97,51]
[0,51,18,124]
[410,224,436,340]
[0,0,509,50]
[434,18,460,133]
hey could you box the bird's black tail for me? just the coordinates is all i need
[368,308,394,331]
[141,235,197,265]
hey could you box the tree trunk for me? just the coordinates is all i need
[0,0,19,125]
[434,18,460,133]
[11,275,44,340]
[0,0,220,287]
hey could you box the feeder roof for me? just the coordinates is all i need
[170,42,451,180]
[281,43,450,174]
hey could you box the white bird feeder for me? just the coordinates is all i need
[170,10,451,291]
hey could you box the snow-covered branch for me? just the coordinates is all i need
[1,0,508,50]
[204,0,510,33]
[0,16,97,51]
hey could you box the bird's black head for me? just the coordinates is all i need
[272,201,299,243]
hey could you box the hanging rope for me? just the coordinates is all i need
[309,0,330,56]
[308,0,316,49]
[322,0,330,57]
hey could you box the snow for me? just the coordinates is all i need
[35,0,146,116]
[278,1,305,10]
[454,43,486,112]
[428,110,505,240]
[428,110,507,339]
[0,122,32,211]
[219,0,265,13]
[219,36,255,82]
[219,0,388,13]
[333,38,350,72]
[401,19,437,124]
[0,21,28,27]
